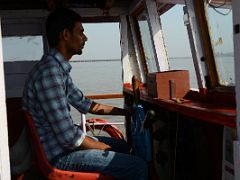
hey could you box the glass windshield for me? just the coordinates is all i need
[161,5,198,89]
[206,2,234,86]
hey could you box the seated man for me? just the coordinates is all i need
[22,8,148,180]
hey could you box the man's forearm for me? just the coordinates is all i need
[89,102,127,116]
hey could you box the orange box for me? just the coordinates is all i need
[147,70,190,99]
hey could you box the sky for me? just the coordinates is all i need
[72,23,121,60]
[2,5,233,61]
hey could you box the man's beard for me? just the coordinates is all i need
[76,49,82,55]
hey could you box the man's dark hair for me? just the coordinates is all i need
[46,8,82,47]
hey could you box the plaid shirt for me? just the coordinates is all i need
[22,48,93,162]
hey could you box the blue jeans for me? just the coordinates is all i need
[51,136,148,180]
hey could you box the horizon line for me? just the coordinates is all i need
[71,56,193,62]
[71,54,234,62]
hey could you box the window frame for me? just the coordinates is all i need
[195,0,234,93]
[131,2,149,75]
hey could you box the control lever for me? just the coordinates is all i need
[141,110,155,130]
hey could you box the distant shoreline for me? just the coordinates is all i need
[71,54,234,62]
[71,59,120,63]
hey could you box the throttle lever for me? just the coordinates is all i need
[141,110,155,130]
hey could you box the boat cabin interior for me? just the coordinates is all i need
[0,0,239,179]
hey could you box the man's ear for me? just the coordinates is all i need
[61,29,70,41]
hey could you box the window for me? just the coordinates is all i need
[2,20,45,97]
[69,23,124,134]
[161,5,198,88]
[206,3,234,86]
[2,36,43,61]
[70,23,122,95]
[136,10,158,73]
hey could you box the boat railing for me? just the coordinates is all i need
[86,93,123,100]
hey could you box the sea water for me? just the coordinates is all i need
[69,60,125,135]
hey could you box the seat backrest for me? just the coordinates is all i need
[24,111,113,180]
[24,111,54,175]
